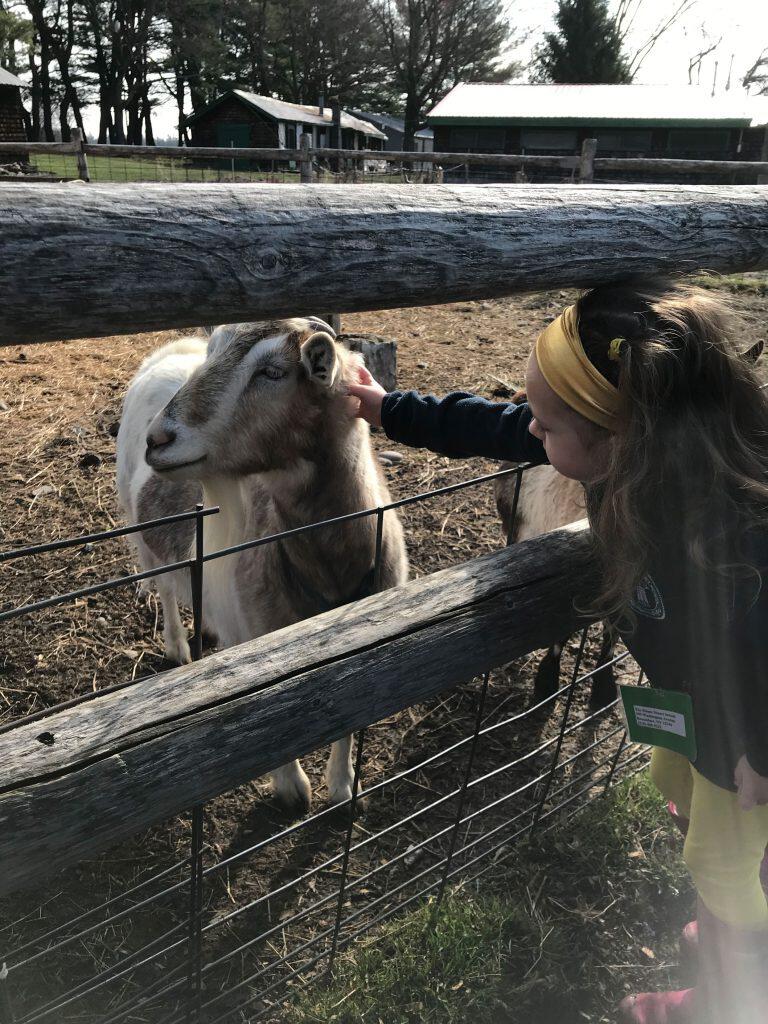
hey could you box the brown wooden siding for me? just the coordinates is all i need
[190,96,278,149]
[0,85,27,143]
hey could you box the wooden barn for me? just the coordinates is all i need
[186,91,386,153]
[0,66,27,144]
[426,83,767,174]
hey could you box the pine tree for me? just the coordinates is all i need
[533,0,632,84]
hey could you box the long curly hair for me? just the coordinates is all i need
[573,277,768,622]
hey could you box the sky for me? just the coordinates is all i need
[510,0,766,90]
[86,0,767,140]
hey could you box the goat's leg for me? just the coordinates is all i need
[589,623,618,709]
[534,639,566,702]
[156,575,191,665]
[325,735,354,806]
[271,761,312,814]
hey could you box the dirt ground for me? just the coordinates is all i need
[1,280,766,1022]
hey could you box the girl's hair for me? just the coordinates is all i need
[574,277,768,620]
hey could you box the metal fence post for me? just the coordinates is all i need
[579,137,597,183]
[299,133,313,183]
[328,728,367,975]
[70,127,90,182]
[432,671,491,912]
[532,626,589,829]
[185,504,207,1021]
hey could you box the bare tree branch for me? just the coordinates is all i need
[625,0,697,77]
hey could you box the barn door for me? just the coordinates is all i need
[216,123,250,169]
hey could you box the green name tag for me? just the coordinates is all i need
[619,684,697,761]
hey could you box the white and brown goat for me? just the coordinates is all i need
[117,318,408,811]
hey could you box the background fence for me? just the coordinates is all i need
[1,133,768,186]
[1,180,767,1022]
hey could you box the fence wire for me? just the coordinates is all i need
[0,462,647,1024]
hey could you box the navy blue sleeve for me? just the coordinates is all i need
[380,390,548,464]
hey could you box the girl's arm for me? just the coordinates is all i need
[347,370,548,465]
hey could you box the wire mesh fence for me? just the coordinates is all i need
[0,460,647,1024]
[11,150,442,186]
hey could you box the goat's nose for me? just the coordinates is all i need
[146,426,176,450]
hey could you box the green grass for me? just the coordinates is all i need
[692,271,768,295]
[286,775,693,1024]
[28,152,303,183]
[27,153,409,185]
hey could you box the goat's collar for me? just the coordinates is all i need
[276,540,377,615]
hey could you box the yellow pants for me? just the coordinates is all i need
[650,748,768,930]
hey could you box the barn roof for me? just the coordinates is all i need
[427,83,759,128]
[350,110,434,140]
[186,90,387,139]
[350,110,406,133]
[0,66,25,88]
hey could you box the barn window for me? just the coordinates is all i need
[594,130,652,154]
[474,127,506,151]
[667,129,730,156]
[520,129,578,152]
[450,127,478,151]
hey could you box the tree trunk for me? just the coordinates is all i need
[28,47,41,141]
[39,36,54,141]
[174,64,185,145]
[59,96,70,141]
[402,87,421,151]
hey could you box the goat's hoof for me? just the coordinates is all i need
[533,660,560,703]
[164,637,192,665]
[273,777,312,816]
[588,669,617,710]
[327,782,354,808]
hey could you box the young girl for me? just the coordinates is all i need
[347,279,768,1024]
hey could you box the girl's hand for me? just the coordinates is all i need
[345,366,387,427]
[735,755,768,811]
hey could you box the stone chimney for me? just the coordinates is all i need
[318,93,325,117]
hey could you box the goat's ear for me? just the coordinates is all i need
[206,324,235,357]
[300,332,339,387]
[741,339,764,366]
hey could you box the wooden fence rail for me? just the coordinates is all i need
[0,521,597,897]
[2,138,768,179]
[1,182,767,346]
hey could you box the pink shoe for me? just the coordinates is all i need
[618,989,696,1023]
[667,801,690,837]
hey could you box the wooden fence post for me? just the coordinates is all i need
[579,137,597,183]
[70,127,89,182]
[299,132,313,183]
[759,126,768,186]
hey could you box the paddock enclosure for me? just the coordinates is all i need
[1,182,767,1023]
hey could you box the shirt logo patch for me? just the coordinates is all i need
[630,574,666,621]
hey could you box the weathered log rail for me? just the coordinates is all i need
[0,521,597,897]
[1,182,767,346]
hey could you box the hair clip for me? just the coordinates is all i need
[607,337,625,362]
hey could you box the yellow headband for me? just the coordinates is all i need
[535,305,622,432]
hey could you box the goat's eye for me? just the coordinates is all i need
[263,365,287,380]
[251,364,286,385]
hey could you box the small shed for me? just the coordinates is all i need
[0,66,27,143]
[186,91,386,153]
